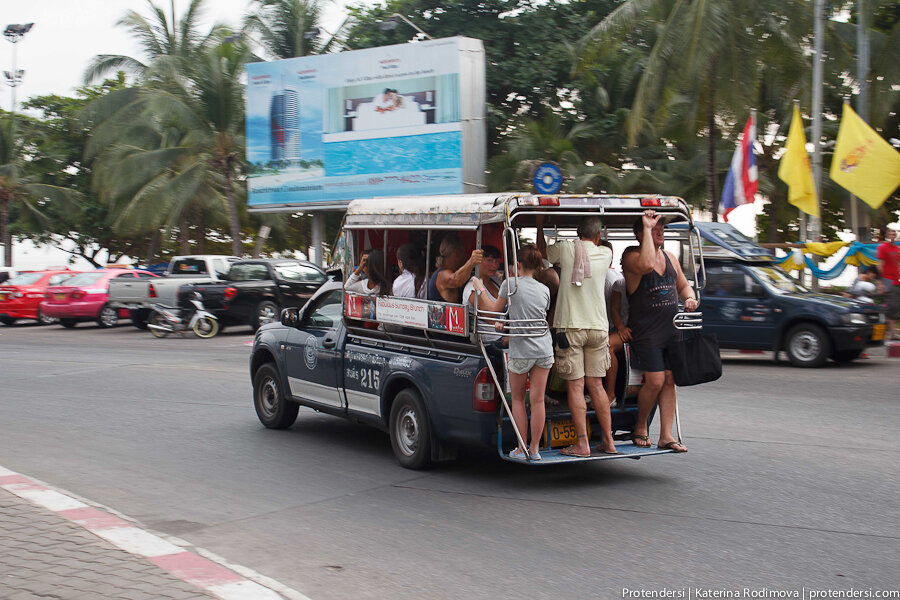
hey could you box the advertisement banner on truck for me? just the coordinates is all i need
[245,37,486,211]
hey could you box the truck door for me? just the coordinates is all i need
[284,288,344,409]
[273,263,328,308]
[701,264,775,348]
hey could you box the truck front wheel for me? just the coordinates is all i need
[389,388,432,470]
[253,363,299,429]
[785,323,830,368]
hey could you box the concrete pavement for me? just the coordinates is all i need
[0,467,295,600]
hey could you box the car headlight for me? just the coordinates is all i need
[841,312,867,326]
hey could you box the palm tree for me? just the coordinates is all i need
[243,0,326,59]
[580,0,812,219]
[83,0,224,84]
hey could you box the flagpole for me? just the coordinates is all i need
[810,0,825,291]
[855,0,871,241]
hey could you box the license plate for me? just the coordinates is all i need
[0,293,5,301]
[872,324,886,341]
[55,293,66,300]
[544,418,591,448]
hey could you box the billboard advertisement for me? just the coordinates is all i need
[245,37,486,211]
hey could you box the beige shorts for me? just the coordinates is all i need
[554,328,611,381]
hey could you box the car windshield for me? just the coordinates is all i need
[5,272,43,286]
[61,272,105,286]
[275,263,324,283]
[749,265,807,294]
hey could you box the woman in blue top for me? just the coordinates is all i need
[472,245,553,461]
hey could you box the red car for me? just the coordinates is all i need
[41,269,159,328]
[0,269,81,326]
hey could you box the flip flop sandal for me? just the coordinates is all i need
[559,445,590,458]
[631,434,652,448]
[657,441,688,453]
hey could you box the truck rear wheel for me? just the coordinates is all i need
[785,323,830,368]
[253,363,298,429]
[389,388,432,470]
[252,301,280,331]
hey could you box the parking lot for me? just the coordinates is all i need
[1,321,897,599]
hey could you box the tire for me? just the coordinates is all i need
[97,304,119,328]
[37,309,57,326]
[148,313,169,338]
[130,309,149,330]
[1,316,16,326]
[785,323,831,368]
[832,349,863,363]
[59,319,77,329]
[252,300,280,331]
[389,388,432,470]
[253,363,299,429]
[192,316,219,339]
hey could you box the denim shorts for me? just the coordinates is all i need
[508,356,554,374]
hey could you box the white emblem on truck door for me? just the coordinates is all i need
[304,337,319,369]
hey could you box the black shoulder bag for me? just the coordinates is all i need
[665,330,722,386]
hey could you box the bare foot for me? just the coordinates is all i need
[657,439,687,453]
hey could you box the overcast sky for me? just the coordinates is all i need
[2,0,350,110]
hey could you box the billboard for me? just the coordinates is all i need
[245,37,486,211]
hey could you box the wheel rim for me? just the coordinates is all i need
[150,315,168,338]
[194,317,218,338]
[258,304,277,326]
[38,311,56,325]
[100,307,118,327]
[395,406,419,457]
[258,376,279,419]
[790,331,820,362]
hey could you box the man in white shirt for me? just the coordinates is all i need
[537,216,618,457]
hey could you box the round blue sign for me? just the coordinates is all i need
[532,162,563,194]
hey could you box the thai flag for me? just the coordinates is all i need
[719,114,758,222]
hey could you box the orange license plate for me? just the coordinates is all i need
[872,324,886,341]
[0,294,6,301]
[55,293,66,300]
[544,418,591,448]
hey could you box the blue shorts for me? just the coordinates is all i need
[630,344,669,373]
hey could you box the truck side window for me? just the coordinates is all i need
[707,266,753,297]
[214,259,230,279]
[305,290,343,329]
[247,264,269,281]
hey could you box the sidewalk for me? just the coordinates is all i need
[0,468,292,600]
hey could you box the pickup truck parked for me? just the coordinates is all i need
[107,255,238,328]
[675,222,884,367]
[190,258,328,331]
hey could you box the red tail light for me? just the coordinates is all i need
[148,283,157,298]
[640,197,661,207]
[473,367,498,412]
[223,287,238,300]
[538,196,560,206]
[70,290,85,300]
[45,292,53,299]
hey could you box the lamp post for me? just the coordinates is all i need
[4,23,33,116]
[379,13,433,40]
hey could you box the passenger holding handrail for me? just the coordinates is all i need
[536,216,619,457]
[472,245,552,461]
[462,245,503,306]
[622,210,698,453]
[346,250,392,296]
[426,233,483,303]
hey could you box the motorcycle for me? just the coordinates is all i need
[147,292,219,339]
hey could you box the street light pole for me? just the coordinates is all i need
[380,13,433,40]
[3,23,33,116]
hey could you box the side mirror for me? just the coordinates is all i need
[281,307,301,328]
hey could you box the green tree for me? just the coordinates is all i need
[243,0,326,58]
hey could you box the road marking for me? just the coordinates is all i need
[0,464,312,600]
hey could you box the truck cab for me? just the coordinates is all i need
[676,223,884,367]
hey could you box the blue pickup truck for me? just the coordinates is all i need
[677,223,884,367]
[249,194,705,468]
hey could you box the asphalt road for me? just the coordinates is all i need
[1,321,897,599]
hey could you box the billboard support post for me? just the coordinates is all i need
[311,213,324,266]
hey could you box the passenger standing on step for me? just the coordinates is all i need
[472,245,552,461]
[622,210,698,453]
[536,216,618,457]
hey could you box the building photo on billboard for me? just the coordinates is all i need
[244,37,486,211]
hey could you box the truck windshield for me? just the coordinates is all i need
[749,265,807,294]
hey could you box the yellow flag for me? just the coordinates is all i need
[830,103,900,209]
[778,105,819,217]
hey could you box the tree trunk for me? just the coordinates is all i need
[178,213,190,254]
[145,230,159,266]
[1,198,10,267]
[197,221,207,254]
[223,158,243,257]
[706,83,719,222]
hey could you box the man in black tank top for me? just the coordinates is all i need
[621,211,699,453]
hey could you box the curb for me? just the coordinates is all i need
[0,465,310,600]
